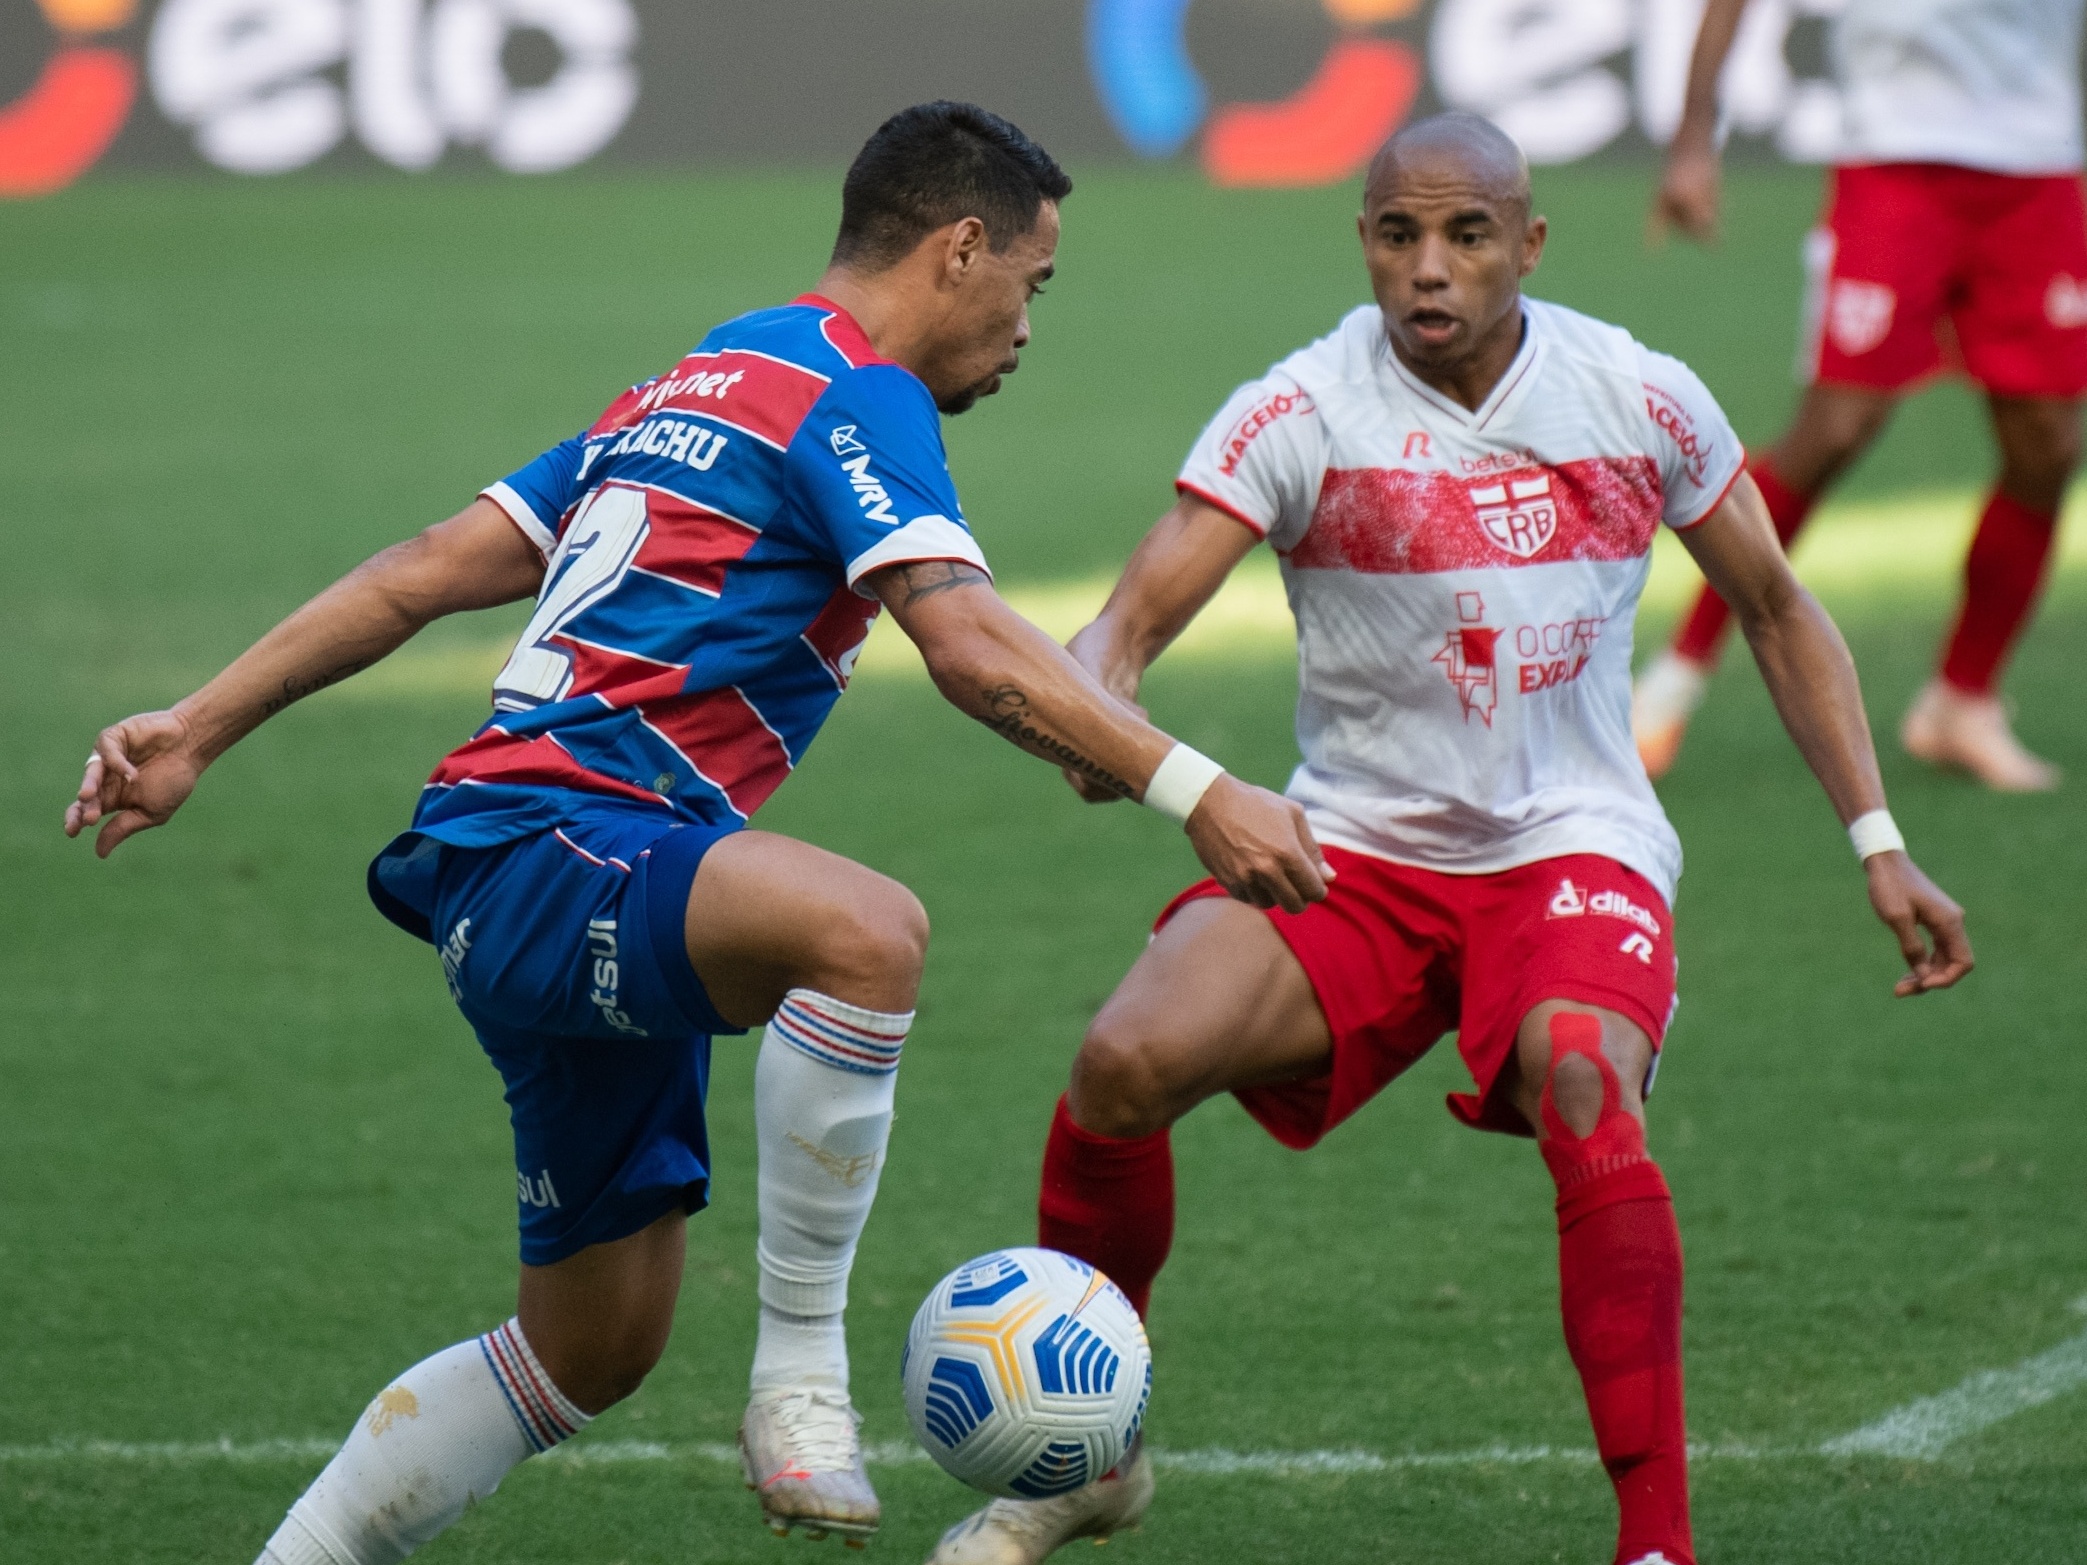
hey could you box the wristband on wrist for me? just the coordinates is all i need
[1144,743,1226,825]
[1848,809,1905,862]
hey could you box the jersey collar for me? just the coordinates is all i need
[1377,302,1545,433]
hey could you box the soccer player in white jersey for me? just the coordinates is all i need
[1636,0,2087,790]
[64,105,1329,1561]
[926,114,1973,1565]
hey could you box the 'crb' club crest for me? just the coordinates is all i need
[1468,473,1557,559]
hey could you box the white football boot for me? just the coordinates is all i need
[1631,651,1709,782]
[1901,679,2061,792]
[924,1442,1154,1565]
[739,1387,880,1546]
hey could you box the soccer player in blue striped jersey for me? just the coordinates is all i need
[65,103,1331,1561]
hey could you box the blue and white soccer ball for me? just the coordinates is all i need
[903,1247,1152,1499]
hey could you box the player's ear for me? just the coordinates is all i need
[942,216,989,283]
[1520,213,1548,279]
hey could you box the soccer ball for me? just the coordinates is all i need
[903,1247,1152,1498]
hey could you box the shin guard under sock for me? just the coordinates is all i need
[752,989,911,1393]
[1037,1094,1174,1319]
[258,1319,588,1565]
[1940,488,2060,694]
[1539,1013,1692,1565]
[1671,458,1815,666]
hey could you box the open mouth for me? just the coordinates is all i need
[1406,308,1460,343]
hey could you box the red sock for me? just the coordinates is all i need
[1037,1095,1174,1319]
[1671,457,1815,665]
[1939,489,2060,695]
[1539,1015,1692,1565]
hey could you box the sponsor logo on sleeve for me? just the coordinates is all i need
[838,447,901,524]
[1643,386,1711,486]
[830,424,867,456]
[1216,387,1314,478]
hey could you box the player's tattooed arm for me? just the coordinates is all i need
[890,559,992,607]
[870,556,1331,913]
[260,656,380,716]
[66,497,543,858]
[976,683,1135,799]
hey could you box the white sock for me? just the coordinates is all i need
[256,1319,588,1565]
[750,1304,850,1394]
[752,988,911,1395]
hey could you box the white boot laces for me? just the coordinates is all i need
[764,1387,863,1471]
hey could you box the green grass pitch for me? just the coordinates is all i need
[3,165,2085,1563]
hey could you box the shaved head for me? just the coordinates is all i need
[1364,112,1531,222]
[1354,111,1545,407]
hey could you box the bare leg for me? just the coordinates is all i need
[684,829,929,1026]
[1905,394,2077,789]
[518,1210,688,1414]
[1759,382,1898,497]
[1069,896,1331,1138]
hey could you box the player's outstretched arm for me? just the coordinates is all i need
[65,498,543,858]
[869,557,1331,913]
[1055,493,1260,801]
[1678,475,1974,996]
[1648,0,1752,245]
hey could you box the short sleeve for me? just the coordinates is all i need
[786,365,989,594]
[1638,348,1745,529]
[482,432,588,558]
[1175,373,1328,550]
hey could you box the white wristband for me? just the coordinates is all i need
[1144,743,1226,825]
[1848,809,1905,862]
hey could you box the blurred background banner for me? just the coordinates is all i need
[2,0,1853,197]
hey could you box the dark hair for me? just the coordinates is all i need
[833,102,1072,272]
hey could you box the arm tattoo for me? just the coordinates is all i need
[978,684,1136,799]
[894,559,991,606]
[261,657,375,716]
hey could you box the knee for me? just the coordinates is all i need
[548,1312,672,1416]
[1069,1015,1179,1140]
[1997,403,2083,498]
[1514,1005,1647,1139]
[808,877,928,1005]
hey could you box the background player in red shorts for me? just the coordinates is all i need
[924,114,1972,1565]
[1635,0,2087,791]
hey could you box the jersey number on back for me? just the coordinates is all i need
[493,485,650,711]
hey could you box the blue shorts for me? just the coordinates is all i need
[369,808,744,1266]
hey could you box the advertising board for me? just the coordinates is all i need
[1,0,1852,196]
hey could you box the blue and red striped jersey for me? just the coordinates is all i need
[412,295,988,846]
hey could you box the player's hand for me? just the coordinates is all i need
[63,709,206,858]
[1648,143,1722,246]
[1183,775,1334,914]
[1864,851,1973,997]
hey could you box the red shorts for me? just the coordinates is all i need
[1806,162,2087,399]
[1157,848,1678,1147]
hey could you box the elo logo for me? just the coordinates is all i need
[0,0,140,198]
[1086,0,1422,187]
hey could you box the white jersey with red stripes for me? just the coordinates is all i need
[1176,299,1744,901]
[1836,0,2084,174]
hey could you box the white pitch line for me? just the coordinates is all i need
[1819,1324,2087,1460]
[11,1315,2087,1477]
